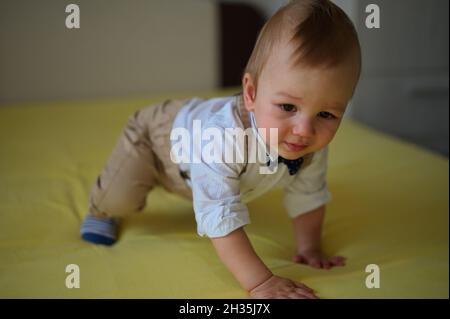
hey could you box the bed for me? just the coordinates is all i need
[0,88,448,298]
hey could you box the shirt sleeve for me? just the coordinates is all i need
[189,127,250,238]
[283,146,332,219]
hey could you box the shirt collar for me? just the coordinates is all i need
[248,111,279,165]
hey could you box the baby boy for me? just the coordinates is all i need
[80,0,361,299]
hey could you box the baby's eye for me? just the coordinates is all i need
[279,104,297,112]
[318,111,336,119]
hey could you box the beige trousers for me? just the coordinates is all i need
[88,99,193,218]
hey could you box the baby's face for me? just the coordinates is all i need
[243,41,360,160]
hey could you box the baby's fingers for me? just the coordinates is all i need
[292,254,307,264]
[330,256,346,266]
[321,259,332,269]
[293,281,314,293]
[309,257,322,268]
[293,254,322,268]
[293,288,319,299]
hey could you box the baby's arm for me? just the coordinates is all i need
[292,205,346,269]
[211,227,318,299]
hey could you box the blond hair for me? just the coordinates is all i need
[244,0,361,88]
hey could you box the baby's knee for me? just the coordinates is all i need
[90,191,146,218]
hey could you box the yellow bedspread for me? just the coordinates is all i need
[0,90,448,298]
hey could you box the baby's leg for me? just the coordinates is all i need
[81,110,159,245]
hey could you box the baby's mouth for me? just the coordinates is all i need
[283,141,308,152]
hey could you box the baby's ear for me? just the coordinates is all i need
[242,73,256,112]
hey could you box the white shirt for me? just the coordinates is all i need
[171,95,332,238]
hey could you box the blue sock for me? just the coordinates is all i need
[80,213,117,246]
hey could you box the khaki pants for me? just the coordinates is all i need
[88,99,192,218]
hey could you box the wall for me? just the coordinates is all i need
[352,0,449,155]
[0,0,219,105]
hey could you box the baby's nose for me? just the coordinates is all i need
[292,120,314,138]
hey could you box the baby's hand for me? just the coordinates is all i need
[293,249,346,269]
[249,275,319,299]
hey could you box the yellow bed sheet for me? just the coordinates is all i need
[0,90,448,298]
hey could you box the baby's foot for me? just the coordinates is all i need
[80,213,117,246]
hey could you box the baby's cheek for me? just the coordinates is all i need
[316,126,337,146]
[265,126,285,144]
[276,124,291,139]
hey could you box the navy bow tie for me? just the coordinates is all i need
[267,156,304,175]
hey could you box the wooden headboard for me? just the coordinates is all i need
[218,2,266,88]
